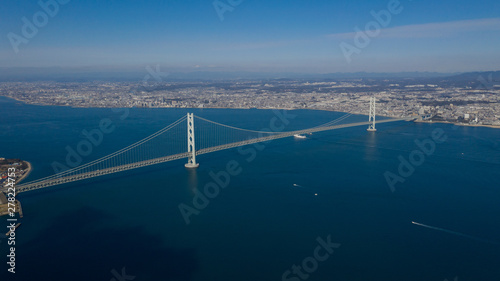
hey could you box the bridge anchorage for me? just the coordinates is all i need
[367,96,376,132]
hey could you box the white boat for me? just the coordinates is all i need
[293,134,306,139]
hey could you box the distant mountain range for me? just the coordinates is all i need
[0,67,498,82]
[446,71,500,80]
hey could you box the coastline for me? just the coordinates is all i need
[17,161,32,184]
[0,95,401,119]
[2,95,499,129]
[415,120,500,129]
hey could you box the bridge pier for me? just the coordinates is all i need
[367,97,377,132]
[185,113,199,168]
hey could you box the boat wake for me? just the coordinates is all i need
[411,221,500,245]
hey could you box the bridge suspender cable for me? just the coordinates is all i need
[312,112,353,128]
[25,115,187,184]
[22,113,357,185]
[17,103,408,192]
[194,116,282,134]
[195,112,354,133]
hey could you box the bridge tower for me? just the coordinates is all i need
[367,97,377,132]
[185,113,199,168]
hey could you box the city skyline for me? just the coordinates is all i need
[1,0,500,73]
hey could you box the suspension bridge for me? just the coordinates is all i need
[15,101,414,193]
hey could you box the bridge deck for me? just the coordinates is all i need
[16,117,412,193]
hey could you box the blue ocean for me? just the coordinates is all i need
[1,96,499,281]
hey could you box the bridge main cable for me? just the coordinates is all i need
[194,116,282,134]
[16,113,414,193]
[196,117,413,156]
[22,115,187,185]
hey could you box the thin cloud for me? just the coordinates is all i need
[327,18,500,39]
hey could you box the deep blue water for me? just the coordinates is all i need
[0,96,499,281]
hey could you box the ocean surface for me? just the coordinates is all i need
[0,96,499,281]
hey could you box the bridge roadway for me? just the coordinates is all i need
[16,117,413,193]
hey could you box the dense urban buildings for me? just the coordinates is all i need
[1,78,499,126]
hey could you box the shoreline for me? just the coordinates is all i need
[415,120,500,129]
[2,95,499,129]
[0,95,404,119]
[17,161,32,184]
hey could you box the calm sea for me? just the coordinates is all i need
[0,96,499,281]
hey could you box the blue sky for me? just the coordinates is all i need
[1,0,499,73]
